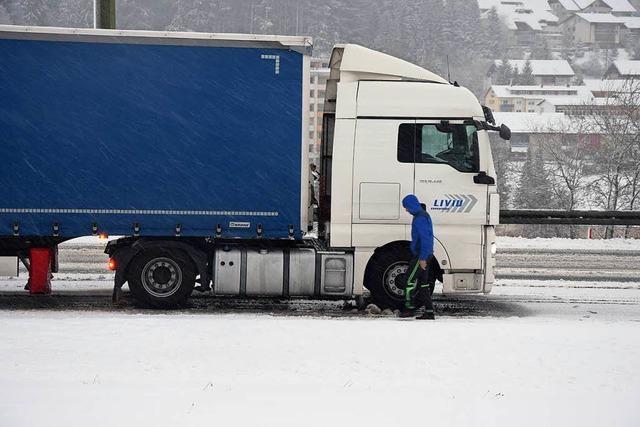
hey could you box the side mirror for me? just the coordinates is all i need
[499,124,511,141]
[482,106,496,125]
[474,171,496,185]
[471,136,480,173]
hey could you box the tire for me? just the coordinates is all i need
[127,249,196,309]
[363,243,413,310]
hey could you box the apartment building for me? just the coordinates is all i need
[487,59,576,86]
[549,0,637,19]
[485,84,592,112]
[604,60,640,78]
[309,58,329,165]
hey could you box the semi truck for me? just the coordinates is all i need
[0,25,510,309]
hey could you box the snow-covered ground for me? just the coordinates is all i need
[1,236,639,426]
[498,236,640,251]
[1,312,639,427]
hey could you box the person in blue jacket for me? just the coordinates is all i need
[400,194,436,320]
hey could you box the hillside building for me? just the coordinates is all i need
[604,60,640,78]
[487,59,576,86]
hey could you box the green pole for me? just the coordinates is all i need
[95,0,116,29]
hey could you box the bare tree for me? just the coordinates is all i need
[586,78,640,238]
[538,117,592,237]
[488,134,515,209]
[617,79,640,237]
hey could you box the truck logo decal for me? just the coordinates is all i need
[260,54,281,75]
[431,194,478,213]
[0,208,279,217]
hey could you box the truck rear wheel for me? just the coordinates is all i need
[364,244,413,310]
[127,249,196,309]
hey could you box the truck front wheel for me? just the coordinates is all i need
[364,244,413,310]
[127,249,196,309]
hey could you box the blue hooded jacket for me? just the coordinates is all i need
[402,195,434,260]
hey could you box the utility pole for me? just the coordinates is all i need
[94,0,116,30]
[250,0,255,34]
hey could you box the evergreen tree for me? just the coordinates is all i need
[511,66,520,85]
[482,7,507,57]
[495,58,514,85]
[519,60,536,85]
[578,49,605,78]
[458,0,483,53]
[516,148,555,209]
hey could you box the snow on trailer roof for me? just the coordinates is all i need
[0,25,314,54]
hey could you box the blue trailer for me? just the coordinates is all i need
[0,26,333,307]
[0,26,311,241]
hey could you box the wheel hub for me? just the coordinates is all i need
[383,262,409,298]
[152,266,172,285]
[141,257,183,298]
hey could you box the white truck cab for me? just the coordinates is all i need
[319,45,503,308]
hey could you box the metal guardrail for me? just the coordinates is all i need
[500,210,640,226]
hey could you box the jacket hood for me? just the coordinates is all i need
[402,194,423,215]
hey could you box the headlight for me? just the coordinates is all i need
[490,243,497,256]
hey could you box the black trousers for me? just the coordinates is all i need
[404,256,435,312]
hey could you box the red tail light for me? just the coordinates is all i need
[108,258,117,271]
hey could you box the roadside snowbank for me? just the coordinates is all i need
[0,313,638,427]
[497,236,640,251]
[59,235,123,247]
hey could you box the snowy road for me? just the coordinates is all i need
[497,248,640,282]
[1,237,639,426]
[0,236,639,320]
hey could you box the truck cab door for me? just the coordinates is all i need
[351,119,415,245]
[406,121,489,270]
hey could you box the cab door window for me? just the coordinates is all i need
[397,123,479,173]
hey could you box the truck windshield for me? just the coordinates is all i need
[397,123,479,173]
